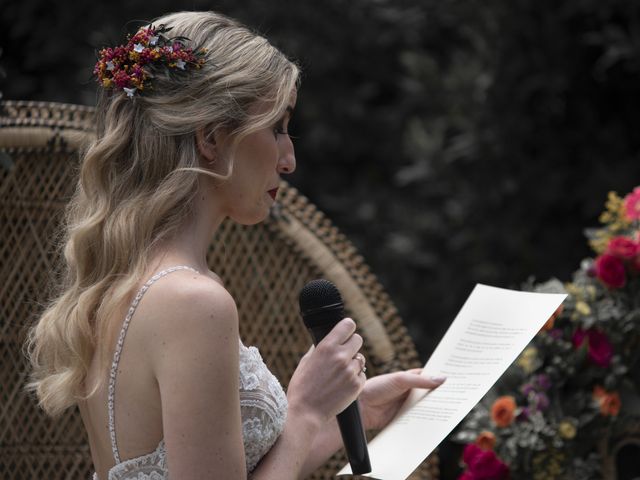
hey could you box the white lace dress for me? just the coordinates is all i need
[90,265,288,480]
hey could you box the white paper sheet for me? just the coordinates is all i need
[337,284,567,480]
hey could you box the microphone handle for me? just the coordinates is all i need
[307,323,372,474]
[336,401,371,474]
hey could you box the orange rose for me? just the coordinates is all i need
[593,386,622,417]
[542,305,564,331]
[593,385,606,400]
[491,396,517,427]
[542,316,555,331]
[601,393,621,416]
[475,430,497,450]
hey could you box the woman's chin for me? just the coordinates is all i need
[231,208,270,226]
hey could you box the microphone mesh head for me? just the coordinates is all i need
[299,279,343,316]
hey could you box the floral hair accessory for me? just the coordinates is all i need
[93,24,207,97]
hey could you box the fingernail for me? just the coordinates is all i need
[429,376,446,383]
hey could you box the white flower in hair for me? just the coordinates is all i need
[123,87,137,97]
[176,59,186,70]
[133,43,145,53]
[106,61,115,71]
[149,35,159,46]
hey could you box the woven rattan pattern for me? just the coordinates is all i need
[0,100,438,479]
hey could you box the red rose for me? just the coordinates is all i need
[461,444,510,480]
[607,236,640,260]
[458,473,476,480]
[595,254,626,288]
[463,444,483,465]
[470,452,510,479]
[586,329,613,368]
[572,328,613,368]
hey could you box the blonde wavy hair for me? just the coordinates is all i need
[23,10,300,418]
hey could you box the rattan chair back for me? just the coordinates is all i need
[0,100,438,479]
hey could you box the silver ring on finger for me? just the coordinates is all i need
[354,352,366,374]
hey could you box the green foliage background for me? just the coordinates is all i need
[2,0,639,366]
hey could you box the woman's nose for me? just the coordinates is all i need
[277,137,296,174]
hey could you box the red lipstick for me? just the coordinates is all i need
[268,188,279,200]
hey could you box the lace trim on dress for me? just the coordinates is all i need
[238,343,288,471]
[108,440,166,480]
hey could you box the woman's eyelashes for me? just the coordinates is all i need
[273,120,288,138]
[273,115,297,139]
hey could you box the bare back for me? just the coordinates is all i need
[78,267,222,479]
[79,265,287,480]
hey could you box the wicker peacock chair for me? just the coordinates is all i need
[0,100,439,479]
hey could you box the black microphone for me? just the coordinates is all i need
[298,279,372,475]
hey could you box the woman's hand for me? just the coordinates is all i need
[358,369,446,431]
[287,318,367,426]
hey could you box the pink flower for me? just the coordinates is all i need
[607,236,640,260]
[623,186,640,220]
[459,444,510,480]
[572,328,614,368]
[595,254,626,288]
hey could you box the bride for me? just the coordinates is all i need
[23,10,444,479]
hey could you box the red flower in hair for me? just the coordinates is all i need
[94,24,207,97]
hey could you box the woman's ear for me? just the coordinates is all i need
[195,126,217,164]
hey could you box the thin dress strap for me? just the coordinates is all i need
[108,265,200,464]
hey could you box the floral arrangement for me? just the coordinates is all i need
[452,186,640,479]
[93,24,207,97]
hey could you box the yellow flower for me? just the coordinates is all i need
[575,301,591,316]
[516,346,538,373]
[599,191,630,230]
[532,448,566,479]
[589,234,611,254]
[605,191,624,219]
[517,346,538,374]
[558,420,576,439]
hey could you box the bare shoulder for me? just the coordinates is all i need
[143,271,246,477]
[143,271,239,376]
[205,270,225,286]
